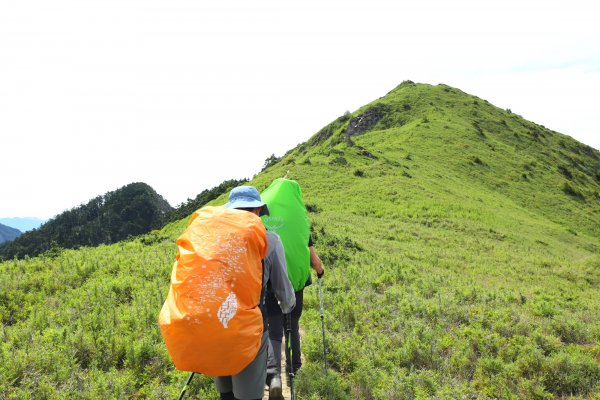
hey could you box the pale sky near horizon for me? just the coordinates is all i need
[1,0,599,220]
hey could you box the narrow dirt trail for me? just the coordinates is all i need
[262,328,305,399]
[262,379,292,400]
[262,347,292,400]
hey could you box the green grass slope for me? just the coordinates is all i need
[1,82,599,399]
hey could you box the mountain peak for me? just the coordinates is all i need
[288,82,600,239]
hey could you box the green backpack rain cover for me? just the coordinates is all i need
[261,178,310,291]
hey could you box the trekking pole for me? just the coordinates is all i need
[285,313,295,400]
[317,276,328,372]
[177,372,195,400]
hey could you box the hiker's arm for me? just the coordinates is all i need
[309,246,324,278]
[270,236,296,314]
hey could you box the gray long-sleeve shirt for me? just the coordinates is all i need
[263,231,295,314]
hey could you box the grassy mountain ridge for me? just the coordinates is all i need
[294,81,599,237]
[1,82,599,398]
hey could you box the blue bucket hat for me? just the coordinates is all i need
[224,186,270,216]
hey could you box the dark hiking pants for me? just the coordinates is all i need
[266,289,303,376]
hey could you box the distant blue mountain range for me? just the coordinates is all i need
[0,217,46,233]
[0,223,21,244]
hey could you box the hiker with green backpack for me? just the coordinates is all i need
[214,186,297,400]
[260,179,325,398]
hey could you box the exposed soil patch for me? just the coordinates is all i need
[263,328,306,399]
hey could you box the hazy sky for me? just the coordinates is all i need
[1,0,599,219]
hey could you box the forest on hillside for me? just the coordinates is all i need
[0,183,172,260]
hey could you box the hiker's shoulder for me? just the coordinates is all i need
[265,231,284,253]
[266,230,282,243]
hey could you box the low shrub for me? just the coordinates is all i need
[542,351,600,396]
[557,165,573,179]
[296,363,350,400]
[329,156,348,166]
[562,182,584,200]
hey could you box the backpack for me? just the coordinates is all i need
[159,206,267,376]
[261,178,310,291]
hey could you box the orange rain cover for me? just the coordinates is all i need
[159,206,267,376]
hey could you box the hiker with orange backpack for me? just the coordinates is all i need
[159,186,295,400]
[260,179,325,397]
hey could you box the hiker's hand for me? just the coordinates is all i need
[310,246,324,279]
